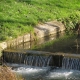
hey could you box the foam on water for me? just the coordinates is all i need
[6,63,80,80]
[12,66,49,74]
[45,69,80,80]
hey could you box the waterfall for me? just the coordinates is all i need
[3,52,53,67]
[62,57,80,70]
[24,55,52,67]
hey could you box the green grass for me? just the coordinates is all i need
[0,0,80,41]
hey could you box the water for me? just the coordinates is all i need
[4,53,53,67]
[45,69,80,80]
[5,33,80,79]
[7,56,80,80]
[7,63,50,80]
[24,55,52,67]
[62,57,80,70]
[7,63,80,80]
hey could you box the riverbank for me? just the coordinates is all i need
[0,0,80,58]
[0,20,65,50]
[0,0,80,41]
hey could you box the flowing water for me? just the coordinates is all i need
[7,63,80,80]
[5,33,80,80]
[23,55,52,67]
[6,56,80,80]
[62,57,80,70]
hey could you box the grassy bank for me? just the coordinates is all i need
[0,0,80,41]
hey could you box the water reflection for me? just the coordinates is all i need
[75,38,80,53]
[33,34,80,54]
[7,32,80,54]
[9,64,50,80]
[7,32,64,50]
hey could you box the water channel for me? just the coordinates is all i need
[6,32,80,80]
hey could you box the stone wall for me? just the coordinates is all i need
[0,20,65,50]
[34,21,65,39]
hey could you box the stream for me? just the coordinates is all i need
[6,32,80,80]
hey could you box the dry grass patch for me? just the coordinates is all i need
[0,66,24,80]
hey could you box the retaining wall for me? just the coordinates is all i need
[0,21,65,50]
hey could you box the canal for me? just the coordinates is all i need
[5,32,80,80]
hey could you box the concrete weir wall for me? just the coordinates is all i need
[2,50,64,67]
[3,50,80,67]
[0,21,65,50]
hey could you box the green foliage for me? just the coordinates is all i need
[0,0,80,41]
[0,35,7,41]
[62,13,80,31]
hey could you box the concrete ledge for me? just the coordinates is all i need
[3,49,80,58]
[34,21,65,38]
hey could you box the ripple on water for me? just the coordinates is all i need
[6,63,80,80]
[44,69,80,80]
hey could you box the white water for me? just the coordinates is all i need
[6,63,80,80]
[6,63,50,80]
[62,57,80,70]
[45,69,80,80]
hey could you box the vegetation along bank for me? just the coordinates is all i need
[0,0,80,41]
[0,0,80,80]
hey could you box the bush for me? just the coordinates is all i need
[62,13,80,31]
[0,35,7,41]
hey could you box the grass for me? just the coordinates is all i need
[0,0,80,41]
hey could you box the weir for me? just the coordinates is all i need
[2,50,80,71]
[62,57,80,70]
